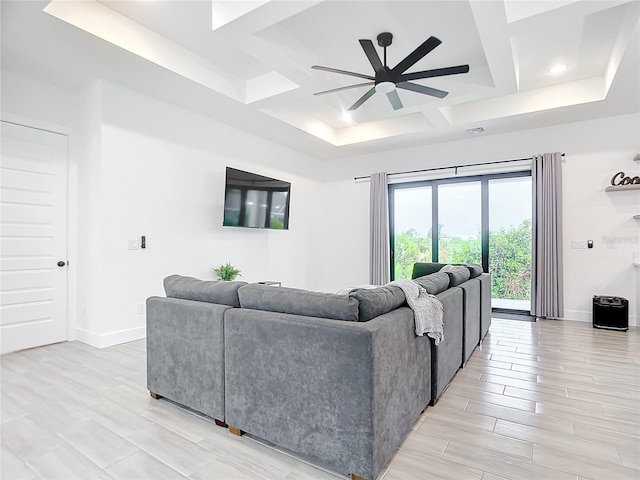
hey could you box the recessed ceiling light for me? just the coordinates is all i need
[548,64,567,75]
[342,111,353,123]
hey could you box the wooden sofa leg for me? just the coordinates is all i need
[149,391,162,399]
[214,419,228,428]
[228,425,243,436]
[351,474,368,480]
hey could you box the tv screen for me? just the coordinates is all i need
[223,167,290,229]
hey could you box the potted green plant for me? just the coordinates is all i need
[213,262,241,281]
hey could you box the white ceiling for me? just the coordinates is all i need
[1,0,639,159]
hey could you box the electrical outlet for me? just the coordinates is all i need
[137,303,145,315]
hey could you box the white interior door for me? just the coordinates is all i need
[1,121,68,354]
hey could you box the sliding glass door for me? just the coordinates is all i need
[390,171,532,313]
[438,182,482,265]
[392,186,432,279]
[488,177,532,311]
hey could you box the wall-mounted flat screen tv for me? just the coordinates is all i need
[223,167,290,230]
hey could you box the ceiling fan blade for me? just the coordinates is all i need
[312,65,375,81]
[391,36,441,77]
[359,39,384,74]
[313,82,375,96]
[348,87,376,111]
[387,90,403,110]
[397,81,448,98]
[400,64,470,82]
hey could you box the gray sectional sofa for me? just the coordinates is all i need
[146,265,489,480]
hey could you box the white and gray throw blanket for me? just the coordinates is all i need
[388,279,444,345]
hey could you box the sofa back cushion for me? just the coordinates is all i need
[164,275,247,307]
[413,272,450,295]
[239,284,359,321]
[440,266,471,286]
[349,286,406,322]
[465,264,483,278]
[412,262,483,280]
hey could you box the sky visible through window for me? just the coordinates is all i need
[394,177,531,239]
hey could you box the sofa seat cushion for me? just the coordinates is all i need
[239,284,359,321]
[164,275,247,307]
[413,272,450,295]
[349,286,406,321]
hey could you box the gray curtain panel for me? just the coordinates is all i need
[369,172,390,285]
[531,153,564,319]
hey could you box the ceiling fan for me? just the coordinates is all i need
[312,32,469,111]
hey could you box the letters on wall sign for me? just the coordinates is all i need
[610,171,640,186]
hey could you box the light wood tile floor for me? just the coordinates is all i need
[1,318,639,480]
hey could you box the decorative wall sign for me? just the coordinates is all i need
[610,171,640,186]
[604,153,640,192]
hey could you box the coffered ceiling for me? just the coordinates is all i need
[2,0,639,158]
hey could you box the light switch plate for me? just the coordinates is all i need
[128,239,140,250]
[571,240,588,249]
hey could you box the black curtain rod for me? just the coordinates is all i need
[354,153,565,181]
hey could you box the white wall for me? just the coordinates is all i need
[0,70,79,128]
[76,82,326,346]
[76,81,105,344]
[317,180,371,292]
[321,113,640,326]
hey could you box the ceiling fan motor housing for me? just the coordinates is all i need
[375,66,395,85]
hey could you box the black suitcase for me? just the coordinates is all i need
[592,296,629,331]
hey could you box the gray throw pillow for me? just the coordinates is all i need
[349,286,406,322]
[238,284,359,321]
[444,267,471,286]
[164,274,247,307]
[413,272,450,295]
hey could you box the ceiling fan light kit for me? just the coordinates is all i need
[375,81,396,93]
[312,31,470,111]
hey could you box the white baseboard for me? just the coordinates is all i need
[563,310,591,323]
[563,309,637,327]
[76,326,146,348]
